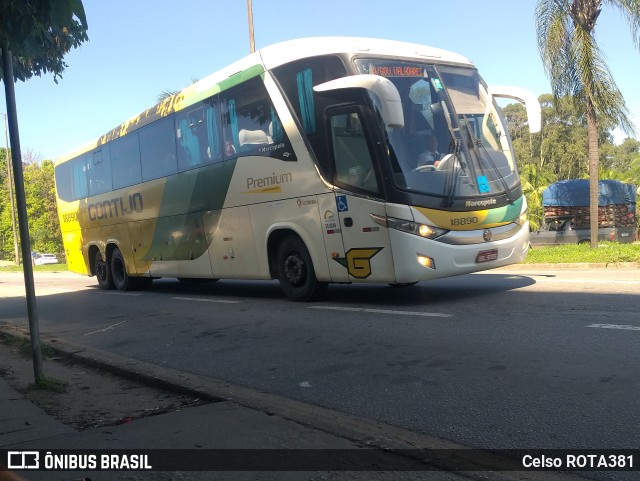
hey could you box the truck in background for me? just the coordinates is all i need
[530,179,637,246]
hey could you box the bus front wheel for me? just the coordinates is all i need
[275,236,327,302]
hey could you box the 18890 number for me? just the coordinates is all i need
[62,212,77,223]
[450,216,478,227]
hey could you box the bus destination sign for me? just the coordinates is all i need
[369,65,427,78]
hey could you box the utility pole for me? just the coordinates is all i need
[247,0,255,53]
[2,43,43,382]
[1,112,20,266]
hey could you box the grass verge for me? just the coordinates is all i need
[0,262,68,272]
[524,242,640,264]
[26,376,69,393]
[0,332,59,359]
[1,245,639,271]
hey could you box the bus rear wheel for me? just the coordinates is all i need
[110,247,151,291]
[275,236,327,302]
[95,252,114,290]
[110,248,131,291]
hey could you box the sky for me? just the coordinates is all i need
[2,0,639,162]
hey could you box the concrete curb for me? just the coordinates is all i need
[496,262,639,270]
[0,326,591,481]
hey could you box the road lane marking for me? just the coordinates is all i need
[172,296,240,304]
[97,291,142,296]
[537,278,640,285]
[308,306,452,318]
[587,323,640,331]
[84,320,128,336]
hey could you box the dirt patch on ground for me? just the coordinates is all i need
[0,333,207,431]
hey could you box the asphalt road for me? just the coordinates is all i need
[1,267,639,456]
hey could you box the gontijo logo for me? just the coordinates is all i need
[88,193,143,221]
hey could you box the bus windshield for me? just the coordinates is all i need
[354,59,517,201]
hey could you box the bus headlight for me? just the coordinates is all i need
[515,209,528,226]
[370,214,449,239]
[417,254,436,269]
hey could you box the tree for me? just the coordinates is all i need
[0,150,62,260]
[1,0,88,382]
[503,93,638,230]
[24,159,62,255]
[157,78,200,103]
[0,1,88,82]
[535,0,639,247]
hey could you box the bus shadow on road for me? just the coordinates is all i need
[144,272,537,307]
[322,273,536,307]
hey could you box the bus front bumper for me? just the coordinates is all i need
[389,221,530,283]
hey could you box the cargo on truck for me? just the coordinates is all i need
[530,179,637,246]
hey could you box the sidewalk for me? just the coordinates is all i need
[0,271,602,481]
[1,375,371,481]
[0,335,477,481]
[0,334,592,481]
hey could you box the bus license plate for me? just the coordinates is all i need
[476,249,498,263]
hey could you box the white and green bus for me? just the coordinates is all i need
[55,37,541,301]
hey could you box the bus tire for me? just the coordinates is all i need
[95,252,114,290]
[275,235,327,302]
[110,247,134,291]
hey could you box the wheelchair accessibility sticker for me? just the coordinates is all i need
[477,175,490,193]
[336,195,349,212]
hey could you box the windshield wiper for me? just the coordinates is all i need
[443,138,463,208]
[462,121,514,204]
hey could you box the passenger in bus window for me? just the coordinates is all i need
[225,140,236,156]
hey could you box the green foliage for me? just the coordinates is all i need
[1,1,87,262]
[27,376,68,393]
[508,92,640,231]
[0,0,88,83]
[535,0,637,136]
[0,148,63,260]
[524,242,640,264]
[536,0,640,246]
[0,332,58,358]
[0,263,68,272]
[24,159,62,254]
[0,147,16,260]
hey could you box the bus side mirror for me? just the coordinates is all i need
[489,86,542,134]
[314,75,405,129]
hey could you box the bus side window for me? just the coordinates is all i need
[55,157,87,202]
[222,76,281,158]
[72,155,89,200]
[176,98,222,170]
[139,116,178,181]
[88,147,112,196]
[111,132,142,190]
[272,55,348,175]
[54,162,73,202]
[329,111,379,194]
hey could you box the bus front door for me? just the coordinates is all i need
[326,109,394,283]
